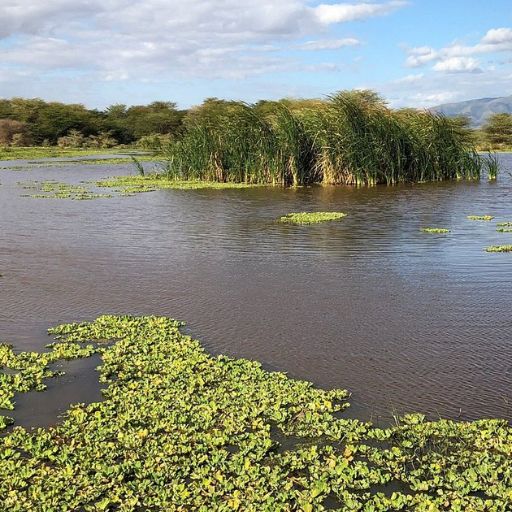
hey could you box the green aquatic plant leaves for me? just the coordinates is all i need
[20,180,112,200]
[0,341,96,414]
[278,212,347,225]
[97,174,266,194]
[467,215,494,221]
[1,315,512,511]
[496,222,512,233]
[420,227,450,234]
[485,245,512,253]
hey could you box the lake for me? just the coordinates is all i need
[1,154,511,428]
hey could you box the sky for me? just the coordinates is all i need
[0,0,511,109]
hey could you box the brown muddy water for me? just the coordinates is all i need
[1,155,511,428]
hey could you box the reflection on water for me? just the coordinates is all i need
[0,155,511,427]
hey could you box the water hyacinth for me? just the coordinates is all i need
[485,245,512,253]
[467,215,494,221]
[1,315,512,511]
[20,180,112,200]
[420,227,450,234]
[278,212,347,225]
[497,222,512,233]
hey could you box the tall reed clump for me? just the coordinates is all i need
[164,100,316,186]
[485,152,500,180]
[163,91,483,186]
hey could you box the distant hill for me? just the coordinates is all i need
[432,95,512,127]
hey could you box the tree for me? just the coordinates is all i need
[483,113,512,146]
[0,119,31,146]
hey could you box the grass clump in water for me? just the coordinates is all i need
[420,227,450,234]
[1,315,512,510]
[278,212,347,224]
[467,215,494,221]
[485,245,512,253]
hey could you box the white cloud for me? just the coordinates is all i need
[313,1,406,25]
[405,27,512,70]
[393,73,424,83]
[0,0,406,88]
[405,47,438,67]
[433,57,482,73]
[297,38,360,51]
[481,27,512,45]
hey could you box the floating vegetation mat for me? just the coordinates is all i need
[2,315,512,510]
[278,212,347,225]
[20,180,112,200]
[497,222,512,233]
[485,245,512,253]
[18,176,260,200]
[96,175,266,194]
[467,215,494,221]
[0,156,156,171]
[420,227,450,234]
[0,147,127,161]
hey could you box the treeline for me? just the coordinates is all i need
[0,99,185,147]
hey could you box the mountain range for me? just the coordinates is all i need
[432,95,512,127]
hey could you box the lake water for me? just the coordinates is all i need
[1,154,511,428]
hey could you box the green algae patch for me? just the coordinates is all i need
[97,175,267,195]
[467,215,494,221]
[420,227,450,234]
[278,212,347,225]
[485,245,512,253]
[20,180,112,200]
[2,315,512,511]
[0,147,128,161]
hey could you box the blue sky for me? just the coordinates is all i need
[0,1,511,108]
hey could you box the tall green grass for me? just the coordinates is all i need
[163,91,484,186]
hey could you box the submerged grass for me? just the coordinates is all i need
[278,212,347,225]
[485,245,512,253]
[420,227,450,234]
[1,315,512,511]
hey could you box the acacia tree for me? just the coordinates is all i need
[483,113,512,146]
[0,119,31,146]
